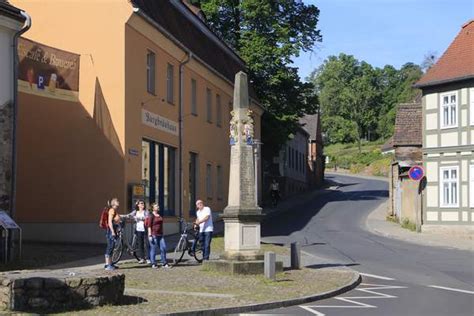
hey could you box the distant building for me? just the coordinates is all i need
[388,103,422,225]
[300,113,324,188]
[414,20,474,232]
[275,127,310,197]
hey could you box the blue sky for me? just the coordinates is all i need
[294,0,474,80]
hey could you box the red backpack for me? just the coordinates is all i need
[99,207,110,229]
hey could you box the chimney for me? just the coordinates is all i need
[182,0,207,22]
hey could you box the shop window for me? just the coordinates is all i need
[189,152,198,216]
[142,139,176,215]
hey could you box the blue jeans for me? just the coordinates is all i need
[149,236,167,265]
[193,231,212,260]
[105,229,116,258]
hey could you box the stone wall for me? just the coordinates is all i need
[0,271,124,312]
[0,101,13,212]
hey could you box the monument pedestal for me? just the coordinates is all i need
[202,212,283,275]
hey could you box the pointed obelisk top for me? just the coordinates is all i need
[234,71,249,109]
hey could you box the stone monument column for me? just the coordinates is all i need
[222,71,263,261]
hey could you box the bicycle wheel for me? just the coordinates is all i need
[111,236,124,265]
[172,237,187,266]
[193,239,204,263]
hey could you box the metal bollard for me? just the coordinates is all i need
[264,251,276,280]
[291,242,301,269]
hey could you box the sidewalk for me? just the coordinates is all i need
[365,200,474,252]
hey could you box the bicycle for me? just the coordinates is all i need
[111,217,140,265]
[172,218,203,266]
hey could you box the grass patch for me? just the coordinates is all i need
[400,218,416,232]
[325,141,392,177]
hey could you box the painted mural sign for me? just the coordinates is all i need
[17,37,80,101]
[142,109,178,136]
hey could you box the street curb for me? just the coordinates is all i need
[162,271,361,316]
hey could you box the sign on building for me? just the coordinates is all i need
[17,38,80,101]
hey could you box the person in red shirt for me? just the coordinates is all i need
[146,203,170,269]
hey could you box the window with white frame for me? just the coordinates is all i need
[440,92,457,128]
[166,63,174,104]
[470,165,474,208]
[146,51,155,94]
[470,88,474,125]
[440,166,459,207]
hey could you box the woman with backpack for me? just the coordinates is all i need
[146,203,170,269]
[128,200,150,264]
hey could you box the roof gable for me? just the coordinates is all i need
[416,20,474,87]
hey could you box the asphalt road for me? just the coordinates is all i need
[253,174,474,316]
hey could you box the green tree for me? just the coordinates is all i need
[311,54,381,151]
[199,0,322,156]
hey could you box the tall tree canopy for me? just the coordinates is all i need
[311,53,422,148]
[198,0,322,156]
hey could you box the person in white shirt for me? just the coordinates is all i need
[128,200,150,264]
[193,199,213,260]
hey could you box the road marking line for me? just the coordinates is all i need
[359,272,395,280]
[300,306,326,315]
[300,282,406,315]
[427,285,474,295]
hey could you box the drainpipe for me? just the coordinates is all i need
[178,52,192,220]
[11,11,31,219]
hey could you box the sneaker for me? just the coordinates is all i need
[146,259,151,264]
[138,259,146,264]
[104,265,116,271]
[151,264,158,269]
[162,264,171,269]
[104,264,119,269]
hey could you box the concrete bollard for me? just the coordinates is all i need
[264,251,276,280]
[291,242,301,269]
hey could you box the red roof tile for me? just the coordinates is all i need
[416,20,474,87]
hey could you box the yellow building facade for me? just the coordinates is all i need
[11,0,263,243]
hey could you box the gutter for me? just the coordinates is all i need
[178,52,192,219]
[414,75,474,89]
[11,10,31,219]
